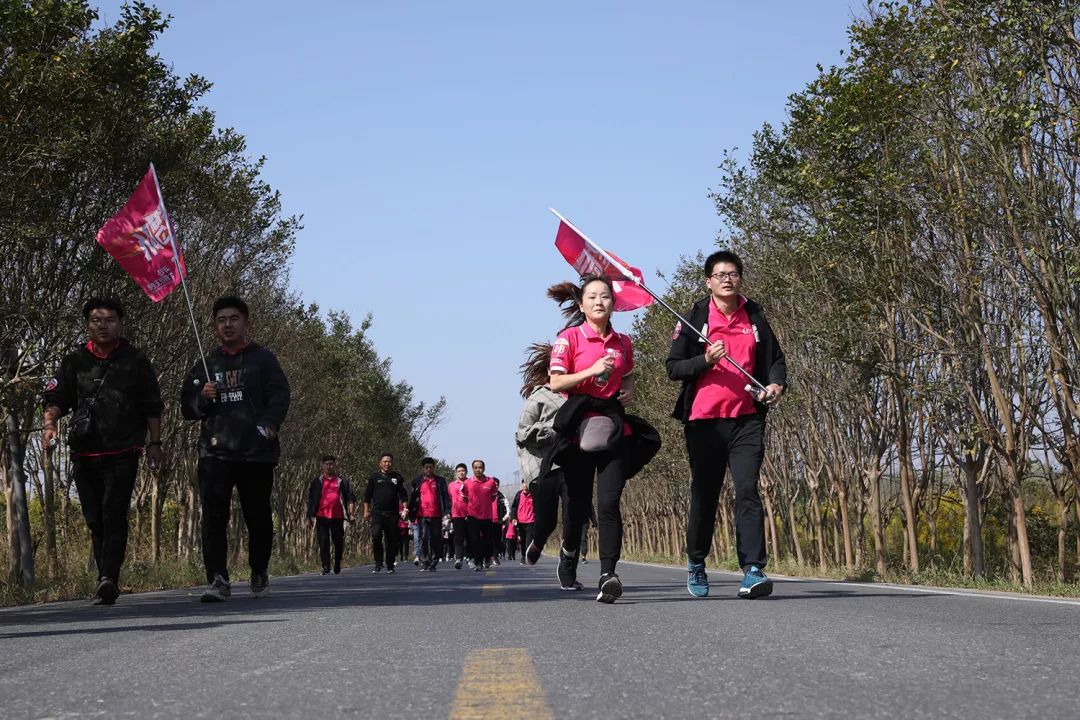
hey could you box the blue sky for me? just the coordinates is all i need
[98,1,857,480]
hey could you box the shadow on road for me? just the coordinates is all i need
[0,617,282,640]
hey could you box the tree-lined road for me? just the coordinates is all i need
[2,560,1078,719]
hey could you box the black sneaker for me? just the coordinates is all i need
[494,557,501,566]
[414,557,421,567]
[321,570,330,576]
[454,559,462,570]
[200,574,231,603]
[250,572,270,599]
[372,564,383,574]
[525,542,543,566]
[387,565,396,575]
[596,573,623,604]
[428,562,437,572]
[557,550,582,591]
[92,577,119,606]
[474,564,484,572]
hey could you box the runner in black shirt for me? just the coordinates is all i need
[363,453,408,573]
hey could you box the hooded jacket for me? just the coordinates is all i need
[44,339,163,455]
[181,343,291,464]
[407,474,452,519]
[536,395,661,488]
[666,297,787,423]
[306,476,357,519]
[515,385,565,485]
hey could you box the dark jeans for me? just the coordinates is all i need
[73,452,139,583]
[451,516,468,560]
[516,522,534,559]
[466,516,495,565]
[417,517,443,565]
[685,413,767,569]
[316,516,345,572]
[561,445,627,576]
[370,514,399,567]
[198,457,275,584]
[399,528,411,560]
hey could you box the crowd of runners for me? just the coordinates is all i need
[43,249,786,606]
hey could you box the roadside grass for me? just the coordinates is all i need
[0,546,375,607]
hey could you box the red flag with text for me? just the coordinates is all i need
[96,167,186,302]
[554,220,653,311]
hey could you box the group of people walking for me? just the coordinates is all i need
[44,248,786,607]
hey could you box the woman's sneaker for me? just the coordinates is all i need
[525,541,543,566]
[687,561,709,597]
[596,573,622,604]
[738,566,773,599]
[200,574,231,603]
[557,549,582,590]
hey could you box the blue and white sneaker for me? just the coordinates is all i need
[687,561,709,597]
[738,566,773,599]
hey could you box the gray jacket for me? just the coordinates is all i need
[515,386,565,483]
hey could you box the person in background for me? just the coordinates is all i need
[306,455,355,575]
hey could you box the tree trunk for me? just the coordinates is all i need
[961,459,985,578]
[4,411,35,588]
[865,467,887,576]
[42,442,59,577]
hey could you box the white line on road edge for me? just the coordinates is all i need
[619,559,1080,607]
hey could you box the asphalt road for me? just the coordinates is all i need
[2,557,1078,719]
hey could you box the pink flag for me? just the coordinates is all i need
[554,220,653,311]
[95,167,186,302]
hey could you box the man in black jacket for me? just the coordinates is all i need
[43,298,163,605]
[307,455,356,575]
[363,453,408,573]
[407,457,451,570]
[181,296,290,602]
[667,250,786,600]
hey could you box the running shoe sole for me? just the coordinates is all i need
[94,579,119,605]
[596,575,623,604]
[738,577,774,599]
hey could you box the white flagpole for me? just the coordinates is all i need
[549,208,769,394]
[150,163,211,382]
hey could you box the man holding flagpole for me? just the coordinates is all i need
[667,250,787,599]
[181,296,291,602]
[43,298,164,605]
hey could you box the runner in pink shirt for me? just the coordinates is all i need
[464,460,498,571]
[447,463,470,568]
[547,275,639,602]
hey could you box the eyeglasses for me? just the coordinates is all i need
[709,271,741,281]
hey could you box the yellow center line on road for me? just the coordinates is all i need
[449,648,553,720]
[480,584,504,596]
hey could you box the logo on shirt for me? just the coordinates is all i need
[44,378,58,392]
[552,337,569,356]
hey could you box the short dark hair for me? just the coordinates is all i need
[421,457,436,466]
[212,295,249,319]
[472,459,485,468]
[379,452,394,461]
[704,250,744,278]
[454,463,468,471]
[321,454,336,462]
[82,297,124,320]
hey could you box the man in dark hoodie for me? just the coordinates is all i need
[43,298,163,605]
[407,457,451,570]
[363,452,408,573]
[181,296,291,602]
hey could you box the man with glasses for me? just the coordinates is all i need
[43,298,163,605]
[666,251,787,599]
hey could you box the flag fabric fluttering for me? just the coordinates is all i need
[95,167,186,302]
[553,219,653,311]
